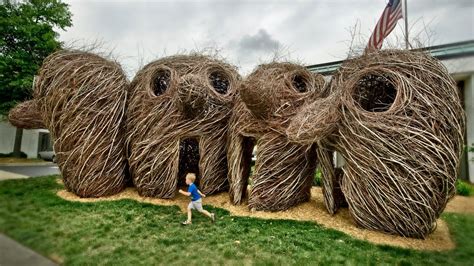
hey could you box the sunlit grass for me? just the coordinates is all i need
[0,175,473,265]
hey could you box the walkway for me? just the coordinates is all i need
[0,234,57,266]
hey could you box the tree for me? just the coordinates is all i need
[0,0,72,157]
[0,0,72,115]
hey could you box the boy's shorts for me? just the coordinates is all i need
[188,198,203,211]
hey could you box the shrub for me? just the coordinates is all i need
[456,179,474,197]
[314,168,322,186]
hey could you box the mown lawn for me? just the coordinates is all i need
[0,176,473,265]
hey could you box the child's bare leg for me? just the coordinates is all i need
[199,209,212,218]
[187,208,192,222]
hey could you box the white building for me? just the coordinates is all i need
[0,121,52,158]
[308,40,474,183]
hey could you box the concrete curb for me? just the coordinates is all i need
[0,162,55,167]
[0,234,57,266]
[0,170,28,181]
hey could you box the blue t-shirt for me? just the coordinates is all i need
[188,183,201,201]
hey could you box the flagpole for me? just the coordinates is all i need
[404,0,409,49]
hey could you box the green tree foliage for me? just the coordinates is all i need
[0,0,72,116]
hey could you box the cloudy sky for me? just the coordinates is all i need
[59,0,474,77]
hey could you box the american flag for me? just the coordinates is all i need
[366,0,404,50]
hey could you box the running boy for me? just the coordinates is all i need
[179,173,215,225]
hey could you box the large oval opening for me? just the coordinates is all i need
[209,71,230,95]
[152,69,171,96]
[291,74,309,93]
[352,74,397,112]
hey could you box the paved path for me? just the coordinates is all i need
[0,234,57,266]
[0,170,28,181]
[0,165,59,181]
[0,165,60,265]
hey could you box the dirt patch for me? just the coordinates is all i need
[57,185,459,251]
[446,195,474,214]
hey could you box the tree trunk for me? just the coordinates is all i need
[12,128,23,158]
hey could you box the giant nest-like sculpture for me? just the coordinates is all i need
[126,55,239,197]
[288,50,465,238]
[11,51,129,197]
[227,62,325,211]
[8,48,464,238]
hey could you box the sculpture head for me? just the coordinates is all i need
[126,54,240,197]
[239,63,325,127]
[8,50,129,197]
[128,55,238,121]
[227,62,325,209]
[287,50,465,238]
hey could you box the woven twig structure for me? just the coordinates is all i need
[126,55,240,198]
[8,47,462,239]
[316,147,347,214]
[228,62,326,211]
[288,50,465,238]
[8,100,45,129]
[34,50,129,197]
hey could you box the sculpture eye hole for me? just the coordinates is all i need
[353,74,396,112]
[209,71,230,94]
[152,69,171,96]
[292,75,308,93]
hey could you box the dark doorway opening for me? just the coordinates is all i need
[178,138,200,186]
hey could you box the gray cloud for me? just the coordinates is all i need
[59,0,474,77]
[238,29,281,54]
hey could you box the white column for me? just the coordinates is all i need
[465,75,474,183]
[20,129,40,158]
[0,121,16,154]
[334,152,345,168]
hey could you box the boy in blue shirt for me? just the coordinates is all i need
[179,173,215,225]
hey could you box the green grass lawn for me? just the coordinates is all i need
[0,176,473,265]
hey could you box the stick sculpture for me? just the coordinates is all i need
[9,50,129,197]
[8,100,45,129]
[288,50,465,238]
[8,47,464,239]
[227,62,326,211]
[126,55,240,198]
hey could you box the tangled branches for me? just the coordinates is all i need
[8,100,45,129]
[8,47,464,239]
[228,62,325,211]
[34,50,129,197]
[126,54,240,198]
[289,50,464,238]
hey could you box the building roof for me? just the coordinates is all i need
[306,40,474,75]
